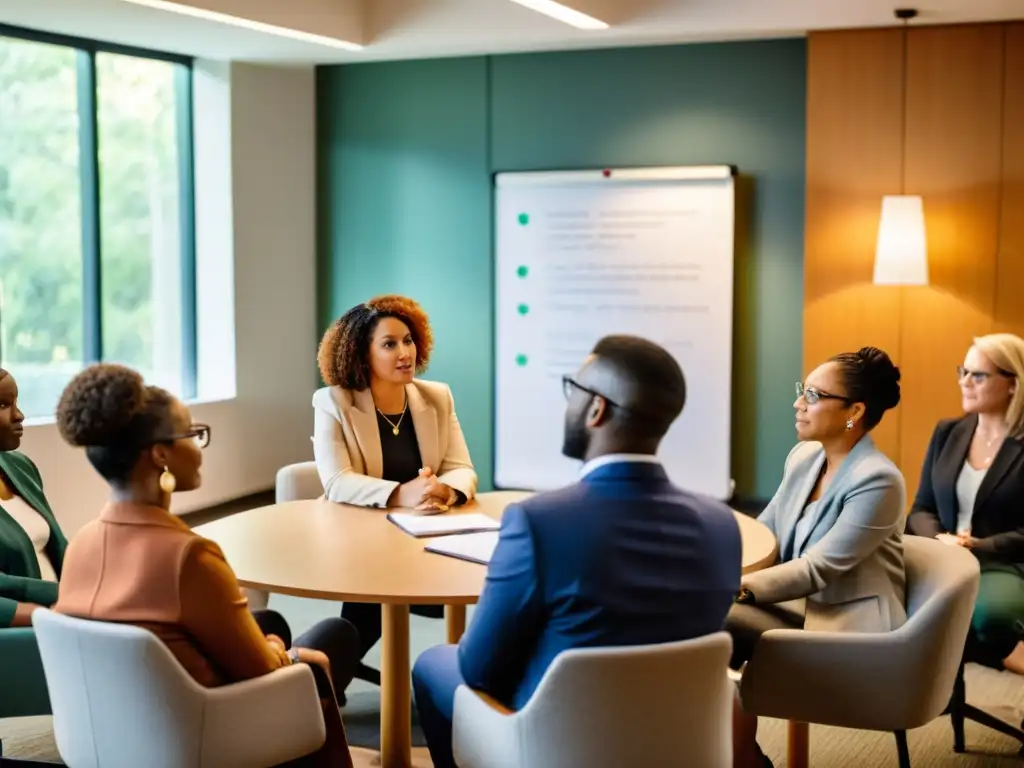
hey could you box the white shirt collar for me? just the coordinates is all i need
[580,453,661,478]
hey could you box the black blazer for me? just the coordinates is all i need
[908,415,1024,573]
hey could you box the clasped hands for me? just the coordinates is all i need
[392,467,458,514]
[936,531,978,548]
[265,634,335,694]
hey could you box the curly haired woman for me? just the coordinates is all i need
[313,295,478,684]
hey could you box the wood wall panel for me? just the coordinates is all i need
[996,24,1024,338]
[806,22,1021,509]
[899,24,1004,499]
[804,30,905,462]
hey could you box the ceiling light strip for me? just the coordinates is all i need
[507,0,609,30]
[119,0,363,50]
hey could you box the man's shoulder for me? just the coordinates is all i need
[513,481,737,527]
[665,486,741,536]
[502,483,586,520]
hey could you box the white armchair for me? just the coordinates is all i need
[32,609,326,768]
[452,631,734,768]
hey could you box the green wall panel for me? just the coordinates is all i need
[318,39,807,499]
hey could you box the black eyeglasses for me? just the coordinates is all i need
[957,365,1015,385]
[157,423,211,449]
[562,376,623,409]
[796,382,850,406]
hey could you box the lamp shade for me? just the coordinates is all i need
[873,195,928,285]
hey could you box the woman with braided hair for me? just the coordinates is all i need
[727,346,908,767]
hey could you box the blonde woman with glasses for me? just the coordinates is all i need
[908,333,1024,674]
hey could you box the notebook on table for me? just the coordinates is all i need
[425,531,500,565]
[386,511,500,538]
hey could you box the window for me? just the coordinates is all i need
[0,25,195,420]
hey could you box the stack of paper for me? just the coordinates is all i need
[425,531,500,565]
[387,512,499,538]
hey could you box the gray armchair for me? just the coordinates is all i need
[738,535,980,768]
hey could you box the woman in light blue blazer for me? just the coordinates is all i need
[729,347,907,767]
[730,346,908,661]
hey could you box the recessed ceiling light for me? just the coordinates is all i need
[508,0,610,30]
[118,0,363,50]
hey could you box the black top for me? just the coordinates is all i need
[908,414,1024,574]
[377,411,423,484]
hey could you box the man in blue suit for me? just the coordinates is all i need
[411,335,743,768]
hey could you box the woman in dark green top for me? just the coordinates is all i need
[0,367,68,628]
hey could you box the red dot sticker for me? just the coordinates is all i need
[602,169,611,178]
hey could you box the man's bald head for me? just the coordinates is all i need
[562,335,686,460]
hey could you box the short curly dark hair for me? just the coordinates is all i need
[56,363,176,482]
[317,295,433,390]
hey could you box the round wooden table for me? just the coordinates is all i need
[196,491,777,768]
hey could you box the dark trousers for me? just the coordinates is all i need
[252,610,358,768]
[341,602,444,669]
[725,601,805,670]
[972,568,1024,662]
[411,644,463,768]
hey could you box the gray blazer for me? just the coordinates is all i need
[743,435,908,632]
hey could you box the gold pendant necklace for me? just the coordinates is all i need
[377,403,408,436]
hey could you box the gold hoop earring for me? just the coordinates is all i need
[159,466,177,494]
[846,418,854,431]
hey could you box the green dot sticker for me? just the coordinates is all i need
[516,265,529,278]
[515,354,528,367]
[517,213,530,225]
[517,304,529,315]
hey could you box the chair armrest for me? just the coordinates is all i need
[739,628,945,731]
[473,690,514,715]
[452,686,519,768]
[0,627,50,718]
[201,664,326,768]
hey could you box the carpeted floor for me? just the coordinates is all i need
[4,596,1023,766]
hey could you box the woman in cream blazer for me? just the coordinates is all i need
[313,380,477,509]
[314,295,478,685]
[314,295,476,510]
